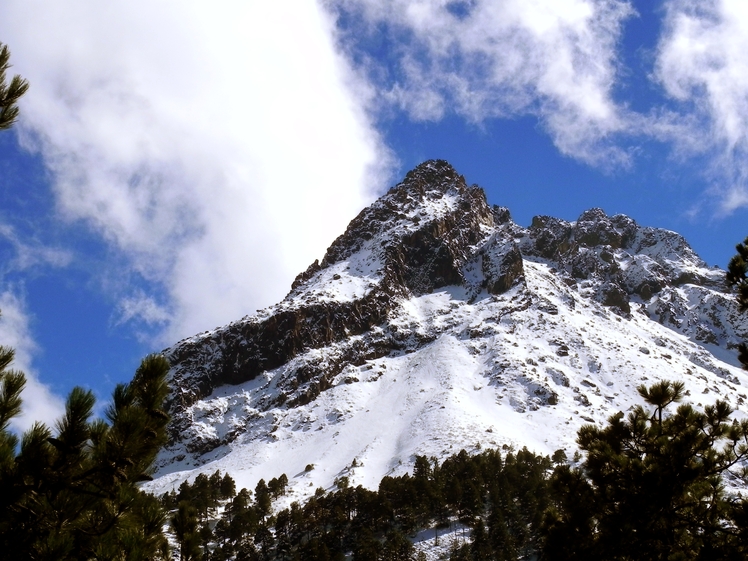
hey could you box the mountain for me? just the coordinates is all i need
[146,160,748,501]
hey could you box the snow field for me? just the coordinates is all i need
[147,259,748,507]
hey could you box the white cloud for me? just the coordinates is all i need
[0,223,73,273]
[0,225,70,431]
[0,290,65,432]
[116,291,171,329]
[329,0,636,165]
[0,1,392,343]
[655,0,748,213]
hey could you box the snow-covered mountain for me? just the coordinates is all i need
[145,160,748,502]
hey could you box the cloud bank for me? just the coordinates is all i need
[329,0,637,166]
[0,1,391,344]
[329,0,748,212]
[655,0,748,213]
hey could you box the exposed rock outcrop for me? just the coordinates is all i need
[165,161,511,421]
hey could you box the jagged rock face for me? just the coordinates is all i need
[166,161,503,418]
[159,160,747,471]
[296,160,495,295]
[521,204,722,321]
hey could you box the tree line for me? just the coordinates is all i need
[160,445,552,561]
[160,380,747,560]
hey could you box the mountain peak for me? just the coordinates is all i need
[153,161,748,502]
[399,159,464,193]
[293,160,494,288]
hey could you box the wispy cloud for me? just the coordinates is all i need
[655,0,748,213]
[0,1,393,344]
[0,223,72,273]
[116,291,171,331]
[0,223,70,429]
[329,0,637,166]
[0,290,65,431]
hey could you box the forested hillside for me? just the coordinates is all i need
[160,381,748,561]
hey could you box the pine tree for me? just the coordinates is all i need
[727,236,748,368]
[255,479,272,520]
[381,529,413,561]
[0,42,28,130]
[0,351,172,559]
[172,501,200,561]
[541,380,748,560]
[220,472,237,501]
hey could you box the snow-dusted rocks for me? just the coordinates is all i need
[147,160,748,501]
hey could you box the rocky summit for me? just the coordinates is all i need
[147,160,748,499]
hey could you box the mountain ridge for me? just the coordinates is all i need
[148,160,748,500]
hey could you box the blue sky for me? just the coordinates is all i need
[0,0,747,428]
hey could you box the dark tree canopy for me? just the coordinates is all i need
[0,351,172,560]
[0,42,29,130]
[727,236,748,368]
[542,381,748,560]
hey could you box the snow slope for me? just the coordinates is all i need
[145,160,748,504]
